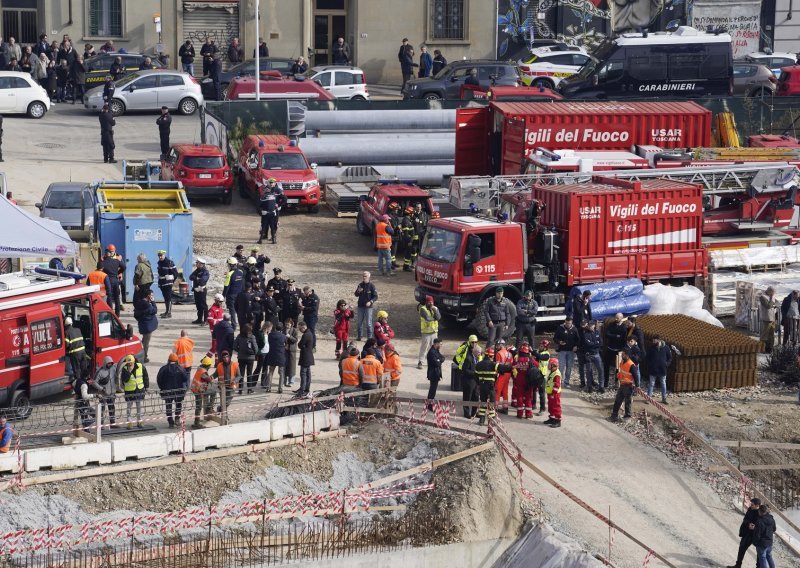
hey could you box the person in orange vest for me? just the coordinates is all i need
[383,343,402,387]
[544,359,562,428]
[493,339,514,414]
[173,329,195,376]
[191,357,215,427]
[86,261,111,302]
[339,347,364,387]
[375,214,395,276]
[360,348,384,391]
[609,351,635,422]
[212,350,240,414]
[0,416,13,453]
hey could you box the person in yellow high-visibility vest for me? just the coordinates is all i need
[417,295,441,369]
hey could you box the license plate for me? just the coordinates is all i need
[198,173,212,179]
[286,198,299,204]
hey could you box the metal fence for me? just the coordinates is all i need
[2,511,450,568]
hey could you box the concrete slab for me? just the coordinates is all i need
[24,443,112,472]
[270,410,340,441]
[0,452,21,474]
[191,420,271,451]
[111,433,192,462]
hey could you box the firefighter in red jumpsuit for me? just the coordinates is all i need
[511,340,530,408]
[544,358,562,428]
[512,342,533,419]
[494,339,514,414]
[207,293,226,358]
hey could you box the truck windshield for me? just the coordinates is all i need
[262,153,308,170]
[420,227,462,263]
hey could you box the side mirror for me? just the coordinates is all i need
[126,324,133,340]
[310,162,318,169]
[247,158,258,170]
[129,85,136,92]
[35,202,42,209]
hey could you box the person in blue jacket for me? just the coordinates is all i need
[418,45,433,78]
[133,289,158,363]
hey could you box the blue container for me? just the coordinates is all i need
[96,190,192,302]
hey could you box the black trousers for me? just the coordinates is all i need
[734,535,753,567]
[159,135,170,158]
[160,284,173,313]
[426,379,439,401]
[462,377,479,418]
[532,382,546,412]
[261,213,278,239]
[477,380,496,418]
[164,396,184,425]
[611,383,633,418]
[107,278,121,315]
[515,322,535,347]
[194,289,208,320]
[102,140,115,161]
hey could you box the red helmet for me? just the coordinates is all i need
[539,339,551,349]
[388,201,400,210]
[106,243,116,252]
[548,359,559,370]
[485,347,495,357]
[404,206,414,215]
[519,344,530,354]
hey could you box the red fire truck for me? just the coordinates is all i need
[415,177,707,328]
[0,270,142,417]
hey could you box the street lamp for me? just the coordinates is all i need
[255,0,260,101]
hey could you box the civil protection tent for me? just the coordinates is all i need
[0,197,77,258]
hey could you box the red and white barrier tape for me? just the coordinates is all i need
[642,549,654,567]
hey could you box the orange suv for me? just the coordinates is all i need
[161,144,234,204]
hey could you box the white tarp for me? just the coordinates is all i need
[0,198,76,258]
[709,245,800,270]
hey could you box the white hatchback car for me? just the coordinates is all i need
[517,46,593,89]
[84,70,204,116]
[306,66,369,100]
[0,71,51,118]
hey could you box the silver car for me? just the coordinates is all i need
[35,182,95,232]
[84,70,204,116]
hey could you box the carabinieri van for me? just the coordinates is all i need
[558,26,732,99]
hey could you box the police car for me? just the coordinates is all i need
[516,46,593,89]
[741,51,797,78]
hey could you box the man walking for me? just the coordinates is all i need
[759,287,779,353]
[484,287,513,348]
[354,272,378,341]
[156,249,178,318]
[726,498,761,568]
[99,103,116,163]
[417,295,441,369]
[156,106,171,159]
[515,289,537,347]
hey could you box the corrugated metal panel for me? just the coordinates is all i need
[183,4,240,73]
[454,107,492,176]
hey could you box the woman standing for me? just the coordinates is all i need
[418,45,433,78]
[284,318,299,389]
[133,289,158,363]
[233,323,258,394]
[333,300,354,359]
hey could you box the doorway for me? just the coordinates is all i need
[313,0,346,66]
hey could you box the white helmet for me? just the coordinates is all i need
[246,256,257,265]
[227,257,238,265]
[214,293,224,302]
[64,316,73,326]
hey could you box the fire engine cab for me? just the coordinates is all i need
[0,270,142,417]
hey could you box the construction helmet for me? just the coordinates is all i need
[124,355,136,365]
[214,293,224,302]
[404,206,414,215]
[246,256,257,265]
[227,257,238,265]
[201,356,213,367]
[64,316,73,326]
[168,353,179,363]
[519,344,531,354]
[540,339,551,349]
[485,347,495,357]
[376,310,388,319]
[388,201,400,210]
[267,177,277,184]
[106,244,116,252]
[468,334,478,343]
[548,359,559,370]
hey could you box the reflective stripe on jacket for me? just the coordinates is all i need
[340,356,362,386]
[419,305,439,335]
[123,364,145,392]
[65,327,85,355]
[375,222,392,250]
[191,367,211,394]
[361,356,383,384]
[545,370,562,394]
[174,337,195,368]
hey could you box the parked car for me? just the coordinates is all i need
[306,65,369,100]
[84,70,204,116]
[83,52,164,88]
[200,57,294,99]
[161,144,233,204]
[0,71,50,118]
[517,46,593,89]
[733,62,776,97]
[35,182,95,231]
[356,182,436,236]
[777,65,800,96]
[225,75,335,101]
[403,60,519,100]
[741,51,797,77]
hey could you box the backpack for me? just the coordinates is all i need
[526,365,544,389]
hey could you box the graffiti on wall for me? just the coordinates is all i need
[185,23,238,48]
[692,1,760,58]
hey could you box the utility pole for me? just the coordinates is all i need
[255,0,260,101]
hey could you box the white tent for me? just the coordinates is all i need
[0,197,77,258]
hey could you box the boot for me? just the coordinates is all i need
[271,236,277,244]
[549,420,561,428]
[517,411,524,419]
[403,265,412,272]
[543,417,555,425]
[193,419,202,428]
[525,411,534,419]
[478,415,486,425]
[257,237,263,244]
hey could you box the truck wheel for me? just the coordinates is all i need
[356,213,370,235]
[10,388,32,420]
[469,297,518,341]
[238,175,249,199]
[532,78,554,90]
[423,93,442,101]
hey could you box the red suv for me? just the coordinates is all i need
[161,144,233,204]
[225,74,335,101]
[777,66,800,96]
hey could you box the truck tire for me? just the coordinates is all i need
[10,388,32,420]
[356,212,370,235]
[469,297,518,341]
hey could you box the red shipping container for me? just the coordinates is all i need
[532,177,707,285]
[453,101,712,176]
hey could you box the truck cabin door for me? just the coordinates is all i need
[468,231,496,281]
[26,307,67,398]
[95,310,134,367]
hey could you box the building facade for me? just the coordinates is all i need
[9,0,496,83]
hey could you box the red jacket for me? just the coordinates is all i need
[373,322,395,345]
[333,308,354,340]
[208,304,225,332]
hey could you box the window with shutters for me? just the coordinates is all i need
[428,0,467,42]
[88,0,124,38]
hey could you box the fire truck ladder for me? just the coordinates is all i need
[486,162,800,206]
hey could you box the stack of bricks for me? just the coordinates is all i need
[636,314,762,392]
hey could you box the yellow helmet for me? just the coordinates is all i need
[376,310,388,319]
[124,355,136,365]
[201,357,213,367]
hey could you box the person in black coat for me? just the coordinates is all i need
[645,336,672,403]
[133,290,158,363]
[156,250,178,318]
[102,75,115,103]
[213,314,235,359]
[297,322,315,396]
[432,49,447,75]
[156,355,188,428]
[460,345,481,419]
[301,286,320,348]
[71,55,86,104]
[179,40,196,75]
[753,504,776,568]
[605,313,628,387]
[99,103,116,163]
[208,53,222,100]
[201,38,218,77]
[582,320,604,393]
[727,498,760,568]
[189,258,210,324]
[255,38,269,58]
[426,338,446,407]
[156,106,171,158]
[264,322,288,392]
[109,56,126,80]
[400,45,417,91]
[290,57,307,75]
